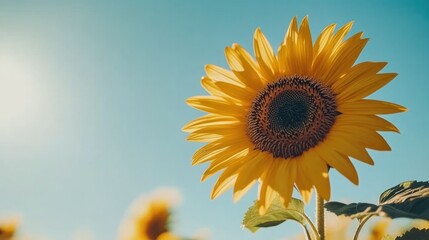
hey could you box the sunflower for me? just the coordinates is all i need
[183,16,406,213]
[0,219,18,240]
[118,197,177,240]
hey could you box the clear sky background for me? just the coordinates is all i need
[0,0,428,239]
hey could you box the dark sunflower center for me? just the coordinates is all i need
[268,90,311,131]
[247,75,337,158]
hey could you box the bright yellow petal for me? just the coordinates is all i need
[332,61,387,93]
[313,23,336,56]
[232,43,266,87]
[182,114,239,132]
[186,96,244,116]
[300,149,331,200]
[214,81,254,104]
[186,131,222,142]
[323,132,374,165]
[296,16,313,75]
[192,142,227,165]
[332,125,391,151]
[253,28,278,80]
[201,76,251,103]
[233,151,266,202]
[337,73,396,102]
[283,16,298,45]
[338,99,407,115]
[225,46,265,91]
[192,138,248,165]
[270,159,295,208]
[278,17,298,75]
[211,163,241,199]
[258,167,277,215]
[295,161,313,203]
[187,126,243,142]
[329,21,354,52]
[313,22,355,82]
[314,143,359,184]
[324,33,368,86]
[202,148,249,181]
[204,64,241,85]
[335,114,399,133]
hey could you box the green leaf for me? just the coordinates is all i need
[395,228,429,240]
[325,181,429,221]
[242,194,306,233]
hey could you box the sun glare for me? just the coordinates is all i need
[0,54,44,134]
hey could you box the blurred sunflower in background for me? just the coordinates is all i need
[118,188,181,240]
[0,218,18,240]
[183,16,406,213]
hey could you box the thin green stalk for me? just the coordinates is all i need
[353,215,373,240]
[282,208,319,240]
[300,212,320,240]
[302,225,312,240]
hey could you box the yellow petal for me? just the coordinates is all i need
[313,22,356,83]
[225,46,264,91]
[192,138,248,165]
[312,24,336,82]
[330,21,354,52]
[283,16,298,45]
[186,96,244,116]
[314,143,359,184]
[278,17,298,75]
[270,159,295,208]
[332,61,387,93]
[337,73,396,102]
[323,132,374,165]
[281,17,314,76]
[313,23,336,56]
[258,171,277,215]
[335,114,399,133]
[186,131,222,142]
[210,164,241,199]
[204,64,241,85]
[215,81,255,103]
[338,99,407,115]
[233,151,265,202]
[182,114,239,132]
[192,143,227,165]
[201,76,248,103]
[202,148,249,181]
[253,28,278,80]
[295,161,313,203]
[324,33,368,86]
[296,16,313,75]
[232,44,266,87]
[300,149,331,200]
[332,125,391,151]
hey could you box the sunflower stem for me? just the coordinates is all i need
[302,225,312,240]
[301,212,320,240]
[316,193,325,240]
[353,215,373,240]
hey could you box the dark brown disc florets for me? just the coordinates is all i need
[247,75,337,158]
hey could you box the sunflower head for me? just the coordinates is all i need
[118,189,182,240]
[136,201,170,240]
[183,16,406,213]
[0,219,18,240]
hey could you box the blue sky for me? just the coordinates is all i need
[0,0,428,239]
